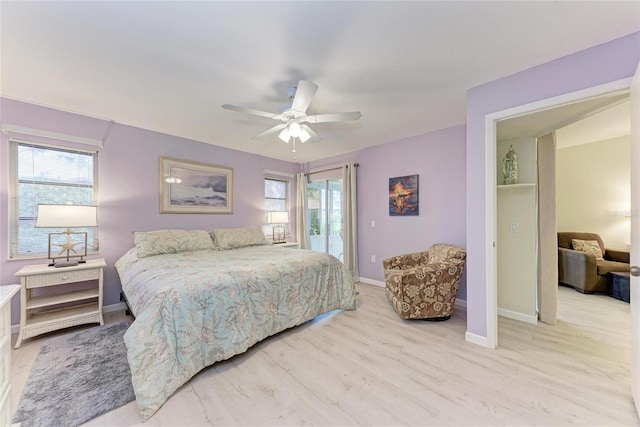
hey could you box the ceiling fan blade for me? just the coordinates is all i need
[305,111,362,123]
[222,104,282,120]
[252,124,288,139]
[291,80,318,112]
[300,125,320,143]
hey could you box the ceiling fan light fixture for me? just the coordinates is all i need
[299,128,311,143]
[289,121,301,138]
[278,127,290,143]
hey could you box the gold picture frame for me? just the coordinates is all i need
[159,157,233,214]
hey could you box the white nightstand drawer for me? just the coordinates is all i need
[26,268,100,288]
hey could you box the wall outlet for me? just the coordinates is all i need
[371,255,376,263]
[511,222,519,232]
[371,220,376,228]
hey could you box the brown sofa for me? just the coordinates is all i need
[383,243,466,320]
[558,232,630,293]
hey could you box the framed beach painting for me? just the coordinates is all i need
[159,157,233,214]
[389,174,418,216]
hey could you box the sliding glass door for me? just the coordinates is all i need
[307,179,343,261]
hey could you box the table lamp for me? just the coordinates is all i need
[267,211,289,244]
[35,204,98,267]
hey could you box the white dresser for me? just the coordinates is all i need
[0,285,19,426]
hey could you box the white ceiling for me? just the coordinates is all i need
[1,1,639,163]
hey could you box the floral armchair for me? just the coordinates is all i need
[383,243,466,320]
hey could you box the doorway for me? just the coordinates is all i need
[495,93,630,324]
[486,78,633,347]
[307,179,343,261]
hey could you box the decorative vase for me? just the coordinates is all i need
[502,145,518,185]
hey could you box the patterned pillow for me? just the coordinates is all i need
[134,229,214,258]
[571,239,604,261]
[210,226,270,250]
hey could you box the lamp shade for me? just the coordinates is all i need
[35,204,98,228]
[267,211,289,224]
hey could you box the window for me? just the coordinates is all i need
[264,176,290,237]
[307,179,343,261]
[9,141,98,259]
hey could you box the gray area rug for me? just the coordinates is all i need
[13,321,135,427]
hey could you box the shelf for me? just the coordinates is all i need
[497,183,536,190]
[25,303,99,327]
[26,288,99,310]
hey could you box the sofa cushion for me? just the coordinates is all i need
[558,232,604,252]
[572,239,604,260]
[597,260,631,276]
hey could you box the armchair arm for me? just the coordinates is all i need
[606,249,630,264]
[382,251,430,270]
[558,247,598,291]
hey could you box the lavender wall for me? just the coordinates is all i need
[307,125,467,297]
[0,98,299,324]
[466,32,640,341]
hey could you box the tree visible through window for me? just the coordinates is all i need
[9,141,98,258]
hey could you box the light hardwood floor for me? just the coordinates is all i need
[11,283,639,426]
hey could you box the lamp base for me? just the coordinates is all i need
[52,261,79,268]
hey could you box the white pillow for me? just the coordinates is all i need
[134,229,214,258]
[210,226,270,250]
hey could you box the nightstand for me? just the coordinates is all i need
[279,242,300,249]
[0,285,19,426]
[14,258,106,348]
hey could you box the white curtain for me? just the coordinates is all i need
[296,172,310,249]
[342,163,359,279]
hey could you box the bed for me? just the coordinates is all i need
[114,227,356,421]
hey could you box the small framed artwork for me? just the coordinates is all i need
[159,157,233,214]
[389,174,419,216]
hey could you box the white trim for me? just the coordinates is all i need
[358,277,384,287]
[498,308,538,325]
[465,331,494,348]
[7,138,98,154]
[104,302,127,313]
[484,114,499,350]
[455,298,467,308]
[483,77,632,349]
[264,170,294,178]
[2,124,104,148]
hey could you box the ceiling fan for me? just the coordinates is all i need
[222,80,361,152]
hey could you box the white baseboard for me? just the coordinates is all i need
[465,331,495,349]
[358,277,385,287]
[104,302,127,313]
[11,301,128,334]
[498,307,538,325]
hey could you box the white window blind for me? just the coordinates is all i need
[264,176,290,236]
[9,141,99,259]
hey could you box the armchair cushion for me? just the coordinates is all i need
[596,260,630,276]
[571,239,604,260]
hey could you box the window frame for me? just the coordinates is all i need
[264,172,293,238]
[8,139,99,260]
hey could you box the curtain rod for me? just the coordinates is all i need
[305,163,359,176]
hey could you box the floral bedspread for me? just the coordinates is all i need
[114,245,356,421]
